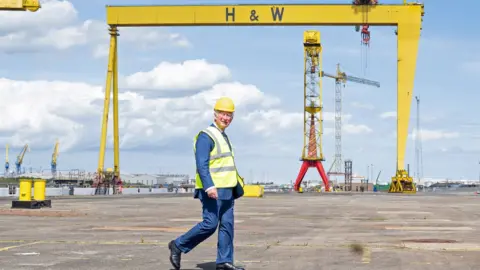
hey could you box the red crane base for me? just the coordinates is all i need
[294,160,330,192]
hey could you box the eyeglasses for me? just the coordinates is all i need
[215,111,234,119]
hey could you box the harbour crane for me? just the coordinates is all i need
[0,0,41,11]
[51,140,59,176]
[4,144,8,174]
[293,30,330,193]
[322,64,380,186]
[15,144,29,174]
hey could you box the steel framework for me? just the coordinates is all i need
[323,64,380,181]
[344,159,353,191]
[293,30,329,192]
[99,3,425,192]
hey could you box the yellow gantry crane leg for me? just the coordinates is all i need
[102,3,424,191]
[98,27,120,179]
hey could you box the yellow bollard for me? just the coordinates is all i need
[33,179,46,201]
[12,178,51,209]
[18,179,32,201]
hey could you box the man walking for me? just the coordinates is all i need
[168,97,245,270]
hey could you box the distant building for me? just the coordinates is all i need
[121,173,189,186]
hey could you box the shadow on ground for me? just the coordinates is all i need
[171,261,217,270]
[196,262,217,269]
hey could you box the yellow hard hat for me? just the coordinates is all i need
[214,97,235,112]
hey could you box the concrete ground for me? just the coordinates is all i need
[0,192,479,269]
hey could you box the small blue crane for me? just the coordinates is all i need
[15,144,29,174]
[51,140,59,176]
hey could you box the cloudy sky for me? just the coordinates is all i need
[0,0,478,184]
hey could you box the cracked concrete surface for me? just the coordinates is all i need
[0,192,479,269]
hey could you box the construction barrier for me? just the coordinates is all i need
[33,179,46,201]
[243,185,264,198]
[18,179,32,201]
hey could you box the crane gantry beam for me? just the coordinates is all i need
[0,0,41,11]
[100,3,424,191]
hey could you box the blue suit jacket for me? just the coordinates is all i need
[194,124,243,200]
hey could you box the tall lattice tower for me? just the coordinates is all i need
[322,64,380,182]
[293,30,330,193]
[415,96,423,184]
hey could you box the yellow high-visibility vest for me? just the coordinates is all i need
[194,125,243,189]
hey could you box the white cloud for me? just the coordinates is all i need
[242,110,369,137]
[0,78,101,150]
[124,59,231,91]
[380,111,396,119]
[0,0,190,55]
[241,110,303,137]
[0,59,280,151]
[409,128,460,141]
[344,124,372,134]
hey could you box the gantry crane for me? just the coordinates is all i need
[293,30,330,193]
[4,144,9,174]
[101,3,424,192]
[0,0,40,11]
[322,64,380,183]
[15,144,29,174]
[51,140,59,176]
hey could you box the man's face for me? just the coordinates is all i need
[214,110,234,129]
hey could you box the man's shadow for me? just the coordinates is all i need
[196,262,217,269]
[173,261,216,270]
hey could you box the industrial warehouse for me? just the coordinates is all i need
[1,1,479,269]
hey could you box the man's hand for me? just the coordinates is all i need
[206,187,218,199]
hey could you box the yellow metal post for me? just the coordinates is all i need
[112,28,120,178]
[13,179,51,209]
[33,179,46,201]
[97,26,118,175]
[18,179,32,201]
[302,44,307,159]
[318,33,323,161]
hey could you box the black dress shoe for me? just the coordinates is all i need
[216,262,245,270]
[168,240,182,270]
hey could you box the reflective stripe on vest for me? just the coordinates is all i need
[194,126,239,189]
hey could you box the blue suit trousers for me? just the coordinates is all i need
[174,195,235,264]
